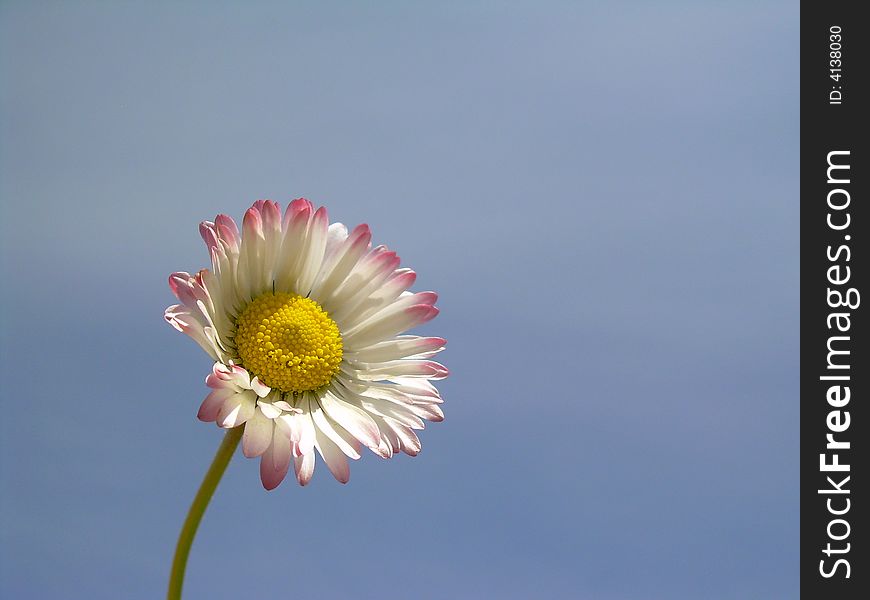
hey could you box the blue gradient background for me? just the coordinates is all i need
[0,2,798,598]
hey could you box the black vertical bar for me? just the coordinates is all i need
[801,1,868,597]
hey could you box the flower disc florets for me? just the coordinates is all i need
[235,291,343,393]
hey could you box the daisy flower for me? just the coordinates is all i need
[165,199,447,489]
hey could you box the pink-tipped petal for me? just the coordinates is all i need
[296,206,329,295]
[343,304,439,350]
[293,451,315,486]
[199,222,220,253]
[214,214,240,245]
[259,426,293,490]
[259,446,288,491]
[283,197,313,227]
[349,335,447,362]
[263,200,282,228]
[198,388,234,422]
[277,408,315,457]
[208,363,250,389]
[395,423,422,456]
[274,200,313,292]
[354,359,449,380]
[314,427,350,484]
[242,206,264,238]
[311,223,373,299]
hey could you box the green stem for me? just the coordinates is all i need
[167,426,243,600]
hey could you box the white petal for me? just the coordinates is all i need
[310,224,372,301]
[320,391,381,450]
[164,305,222,361]
[274,199,312,293]
[350,359,448,380]
[398,379,442,398]
[249,377,271,398]
[375,416,422,456]
[255,200,283,287]
[197,388,235,422]
[270,425,293,472]
[349,381,444,422]
[325,247,401,321]
[314,425,350,484]
[207,363,250,391]
[357,382,426,407]
[343,307,438,350]
[259,428,292,490]
[218,390,256,428]
[311,399,361,460]
[272,400,299,413]
[348,335,446,363]
[333,380,424,429]
[296,206,329,295]
[277,402,315,456]
[257,399,283,419]
[293,451,315,486]
[325,222,349,252]
[391,420,422,456]
[333,268,417,327]
[242,409,274,458]
[238,206,266,302]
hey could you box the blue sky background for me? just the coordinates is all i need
[0,2,798,598]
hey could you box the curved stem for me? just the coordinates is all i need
[167,426,243,600]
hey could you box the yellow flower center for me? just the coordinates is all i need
[235,291,343,393]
